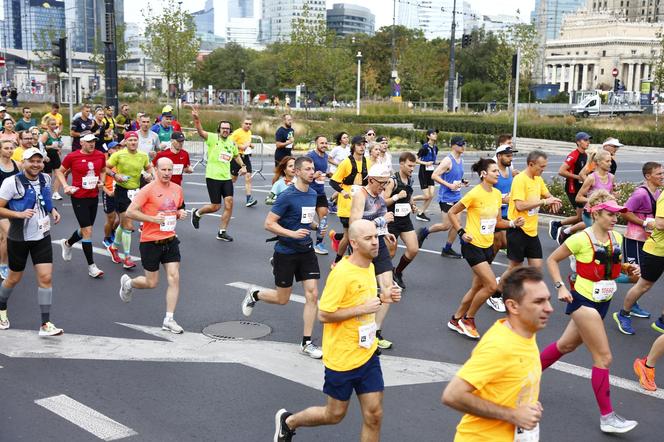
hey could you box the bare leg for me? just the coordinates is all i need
[301,279,318,337]
[163,262,180,313]
[285,396,350,430]
[357,391,384,442]
[219,196,233,230]
[646,335,664,367]
[129,270,160,290]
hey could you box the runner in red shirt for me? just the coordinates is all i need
[119,157,188,334]
[152,131,192,186]
[56,130,107,278]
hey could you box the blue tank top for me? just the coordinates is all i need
[495,167,513,218]
[438,154,464,203]
[306,150,328,196]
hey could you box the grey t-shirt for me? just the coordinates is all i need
[137,131,160,155]
[0,174,52,241]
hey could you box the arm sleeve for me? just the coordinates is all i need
[0,177,17,201]
[564,151,578,168]
[275,128,286,142]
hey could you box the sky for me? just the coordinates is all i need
[125,0,536,25]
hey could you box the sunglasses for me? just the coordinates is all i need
[366,132,375,136]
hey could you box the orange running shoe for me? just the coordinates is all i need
[633,357,657,391]
[459,317,480,339]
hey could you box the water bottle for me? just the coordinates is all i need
[319,216,328,232]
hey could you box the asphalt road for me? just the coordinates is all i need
[1,153,662,441]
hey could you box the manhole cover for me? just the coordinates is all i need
[202,321,272,340]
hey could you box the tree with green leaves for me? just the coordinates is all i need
[141,0,200,97]
[652,38,664,95]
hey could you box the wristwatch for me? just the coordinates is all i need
[554,281,564,289]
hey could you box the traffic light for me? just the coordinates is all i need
[461,34,472,48]
[458,74,464,87]
[511,54,518,79]
[614,78,620,90]
[51,37,67,73]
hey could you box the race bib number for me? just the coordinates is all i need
[376,224,388,236]
[425,164,435,171]
[300,206,315,224]
[394,203,411,217]
[592,280,617,302]
[218,152,232,163]
[37,216,50,233]
[452,180,461,187]
[514,423,539,442]
[160,215,177,232]
[358,322,377,349]
[81,175,98,190]
[527,206,540,216]
[172,164,184,175]
[127,189,138,201]
[480,218,497,235]
[285,143,293,150]
[350,185,362,196]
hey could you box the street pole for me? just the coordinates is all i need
[356,51,362,116]
[446,0,457,112]
[143,57,146,101]
[67,31,73,124]
[512,48,521,144]
[102,0,119,112]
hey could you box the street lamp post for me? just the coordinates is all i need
[446,0,457,112]
[356,51,362,116]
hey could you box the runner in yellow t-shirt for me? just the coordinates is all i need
[229,117,257,207]
[272,220,400,441]
[447,158,524,339]
[443,266,552,442]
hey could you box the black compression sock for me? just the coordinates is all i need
[334,232,343,241]
[41,312,49,324]
[302,336,311,346]
[82,241,94,265]
[335,254,343,263]
[67,230,82,246]
[376,329,383,340]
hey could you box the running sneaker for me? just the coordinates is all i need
[0,265,9,280]
[313,243,329,255]
[377,338,393,349]
[102,237,113,248]
[107,244,122,264]
[633,357,657,391]
[242,286,258,316]
[119,274,133,302]
[416,227,429,247]
[630,302,652,318]
[328,229,340,253]
[447,316,464,335]
[548,219,562,240]
[557,228,570,245]
[269,257,274,268]
[216,231,234,242]
[613,311,635,335]
[162,318,184,334]
[416,212,430,222]
[651,318,664,333]
[599,412,638,434]
[0,310,9,330]
[246,197,258,207]
[123,256,137,269]
[486,296,506,313]
[459,317,480,339]
[88,264,104,278]
[60,239,73,262]
[300,341,323,359]
[274,409,296,442]
[393,271,405,290]
[328,203,337,214]
[51,191,63,201]
[191,208,201,229]
[441,247,462,259]
[39,322,63,336]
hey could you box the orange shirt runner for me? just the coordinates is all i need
[132,180,184,242]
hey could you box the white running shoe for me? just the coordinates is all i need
[119,274,133,303]
[51,192,63,201]
[600,412,638,434]
[0,311,9,330]
[39,322,63,336]
[242,286,258,317]
[60,239,73,261]
[88,264,104,278]
[162,318,184,334]
[486,296,506,313]
[300,341,323,359]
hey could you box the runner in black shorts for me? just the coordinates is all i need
[307,135,331,255]
[413,129,438,221]
[101,141,120,248]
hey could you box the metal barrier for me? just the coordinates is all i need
[250,135,265,181]
[185,136,266,182]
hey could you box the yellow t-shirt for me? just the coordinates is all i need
[565,229,623,300]
[41,112,63,128]
[455,319,541,442]
[644,192,664,257]
[330,156,372,219]
[508,173,549,237]
[318,257,378,372]
[229,128,252,153]
[11,146,25,162]
[459,184,502,249]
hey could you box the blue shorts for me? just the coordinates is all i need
[565,289,611,319]
[323,353,384,402]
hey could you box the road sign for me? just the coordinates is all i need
[0,57,5,68]
[612,68,619,77]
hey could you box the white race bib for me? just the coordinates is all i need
[350,185,362,196]
[592,280,617,302]
[160,215,177,232]
[394,203,411,217]
[300,206,316,224]
[37,215,50,233]
[358,322,377,349]
[218,152,232,163]
[81,175,98,190]
[452,180,461,187]
[172,164,184,175]
[376,224,388,236]
[127,189,138,201]
[514,423,539,442]
[285,143,293,150]
[425,164,435,171]
[480,218,497,235]
[527,206,540,216]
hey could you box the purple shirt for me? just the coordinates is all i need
[625,186,661,241]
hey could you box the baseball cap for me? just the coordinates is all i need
[162,105,173,114]
[590,200,626,213]
[450,136,466,146]
[575,131,591,141]
[496,144,518,155]
[124,131,138,140]
[81,130,97,142]
[368,164,391,178]
[171,131,185,142]
[107,141,119,150]
[0,106,6,112]
[376,136,388,142]
[602,137,623,147]
[426,128,439,137]
[161,111,174,118]
[351,135,366,146]
[22,147,44,160]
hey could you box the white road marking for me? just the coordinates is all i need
[35,394,137,441]
[227,281,305,304]
[51,240,141,261]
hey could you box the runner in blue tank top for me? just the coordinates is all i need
[306,136,331,255]
[417,136,469,258]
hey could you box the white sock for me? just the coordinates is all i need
[165,312,174,321]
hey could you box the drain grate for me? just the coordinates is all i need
[202,321,272,340]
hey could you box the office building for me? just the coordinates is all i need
[588,0,663,22]
[326,3,375,36]
[2,0,65,51]
[192,0,260,49]
[260,0,326,44]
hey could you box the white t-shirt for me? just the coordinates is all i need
[0,174,52,241]
[329,145,350,173]
[137,131,160,155]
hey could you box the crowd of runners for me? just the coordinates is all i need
[0,104,663,440]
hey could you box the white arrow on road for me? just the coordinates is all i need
[0,323,459,390]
